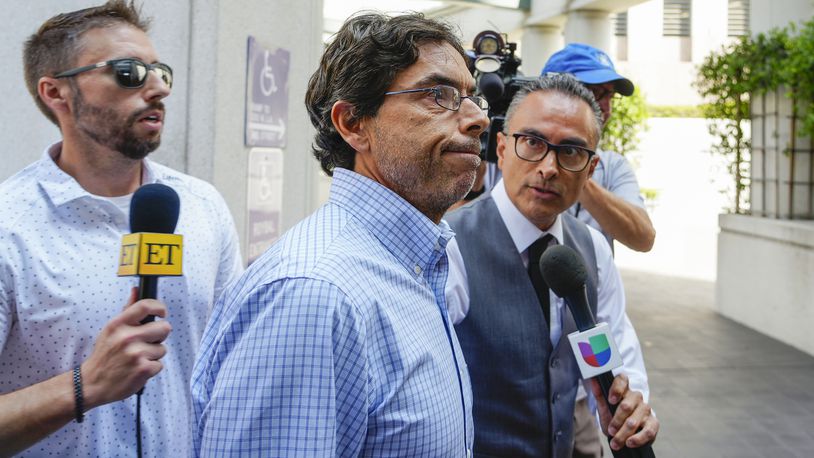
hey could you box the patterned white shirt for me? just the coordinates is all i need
[0,142,243,457]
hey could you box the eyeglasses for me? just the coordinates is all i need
[54,58,173,89]
[511,133,595,172]
[586,84,615,102]
[384,84,489,111]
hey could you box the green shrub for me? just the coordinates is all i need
[601,86,648,156]
[647,105,704,118]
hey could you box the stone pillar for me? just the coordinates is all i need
[563,9,612,50]
[520,24,563,76]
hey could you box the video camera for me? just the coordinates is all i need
[468,31,535,162]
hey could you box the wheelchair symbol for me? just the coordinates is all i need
[260,50,277,97]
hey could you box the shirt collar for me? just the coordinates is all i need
[491,177,564,253]
[37,141,160,208]
[329,168,453,273]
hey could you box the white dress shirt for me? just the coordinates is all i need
[445,178,650,402]
[0,142,243,457]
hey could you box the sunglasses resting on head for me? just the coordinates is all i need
[54,58,173,89]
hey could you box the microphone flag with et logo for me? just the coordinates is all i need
[117,232,183,277]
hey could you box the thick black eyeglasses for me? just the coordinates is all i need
[511,133,595,172]
[54,58,173,89]
[384,84,489,111]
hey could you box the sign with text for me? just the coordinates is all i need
[245,36,290,148]
[247,148,284,264]
[118,233,184,276]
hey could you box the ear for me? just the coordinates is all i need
[496,131,507,171]
[330,100,369,154]
[586,154,600,178]
[38,76,72,119]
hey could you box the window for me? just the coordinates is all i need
[614,11,628,37]
[728,0,750,37]
[614,11,628,61]
[663,0,691,37]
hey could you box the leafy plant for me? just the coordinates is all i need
[695,18,814,215]
[695,27,792,213]
[781,21,814,137]
[647,105,703,118]
[601,86,648,156]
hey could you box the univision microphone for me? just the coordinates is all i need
[540,245,655,458]
[117,183,183,323]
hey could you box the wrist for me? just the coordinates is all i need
[78,362,102,411]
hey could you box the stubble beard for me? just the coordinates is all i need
[373,125,478,220]
[73,86,162,161]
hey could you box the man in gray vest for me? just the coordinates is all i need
[445,74,658,457]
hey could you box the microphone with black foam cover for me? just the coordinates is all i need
[540,245,655,458]
[478,71,505,106]
[117,183,183,324]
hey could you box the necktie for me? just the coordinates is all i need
[527,234,554,324]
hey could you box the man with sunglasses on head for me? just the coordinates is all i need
[543,43,656,254]
[445,74,658,458]
[0,1,241,456]
[192,12,488,457]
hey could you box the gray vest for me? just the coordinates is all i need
[447,195,599,458]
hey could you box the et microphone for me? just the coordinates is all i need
[117,183,183,323]
[540,245,655,458]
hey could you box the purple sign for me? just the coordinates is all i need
[245,36,289,147]
[246,148,284,265]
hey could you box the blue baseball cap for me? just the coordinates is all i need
[542,43,634,96]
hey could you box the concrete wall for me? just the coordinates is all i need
[715,0,814,357]
[717,214,814,356]
[751,0,814,34]
[1,1,324,264]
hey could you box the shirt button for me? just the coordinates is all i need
[552,393,560,404]
[551,358,559,368]
[414,265,422,275]
[555,430,563,441]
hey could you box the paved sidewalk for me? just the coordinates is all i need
[614,269,814,457]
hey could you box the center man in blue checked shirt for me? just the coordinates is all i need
[191,12,489,457]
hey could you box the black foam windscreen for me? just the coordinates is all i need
[129,183,180,234]
[478,72,505,105]
[539,244,588,298]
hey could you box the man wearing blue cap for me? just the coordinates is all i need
[543,43,655,254]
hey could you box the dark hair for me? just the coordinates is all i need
[305,12,465,175]
[504,74,604,147]
[23,0,150,125]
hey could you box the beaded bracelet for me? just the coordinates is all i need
[72,366,84,423]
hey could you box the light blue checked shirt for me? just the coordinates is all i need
[191,169,473,457]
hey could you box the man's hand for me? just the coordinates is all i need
[82,288,172,409]
[0,289,172,457]
[590,373,659,450]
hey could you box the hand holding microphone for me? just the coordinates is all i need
[80,288,171,408]
[116,183,183,397]
[540,245,658,458]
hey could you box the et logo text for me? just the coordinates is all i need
[118,233,184,277]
